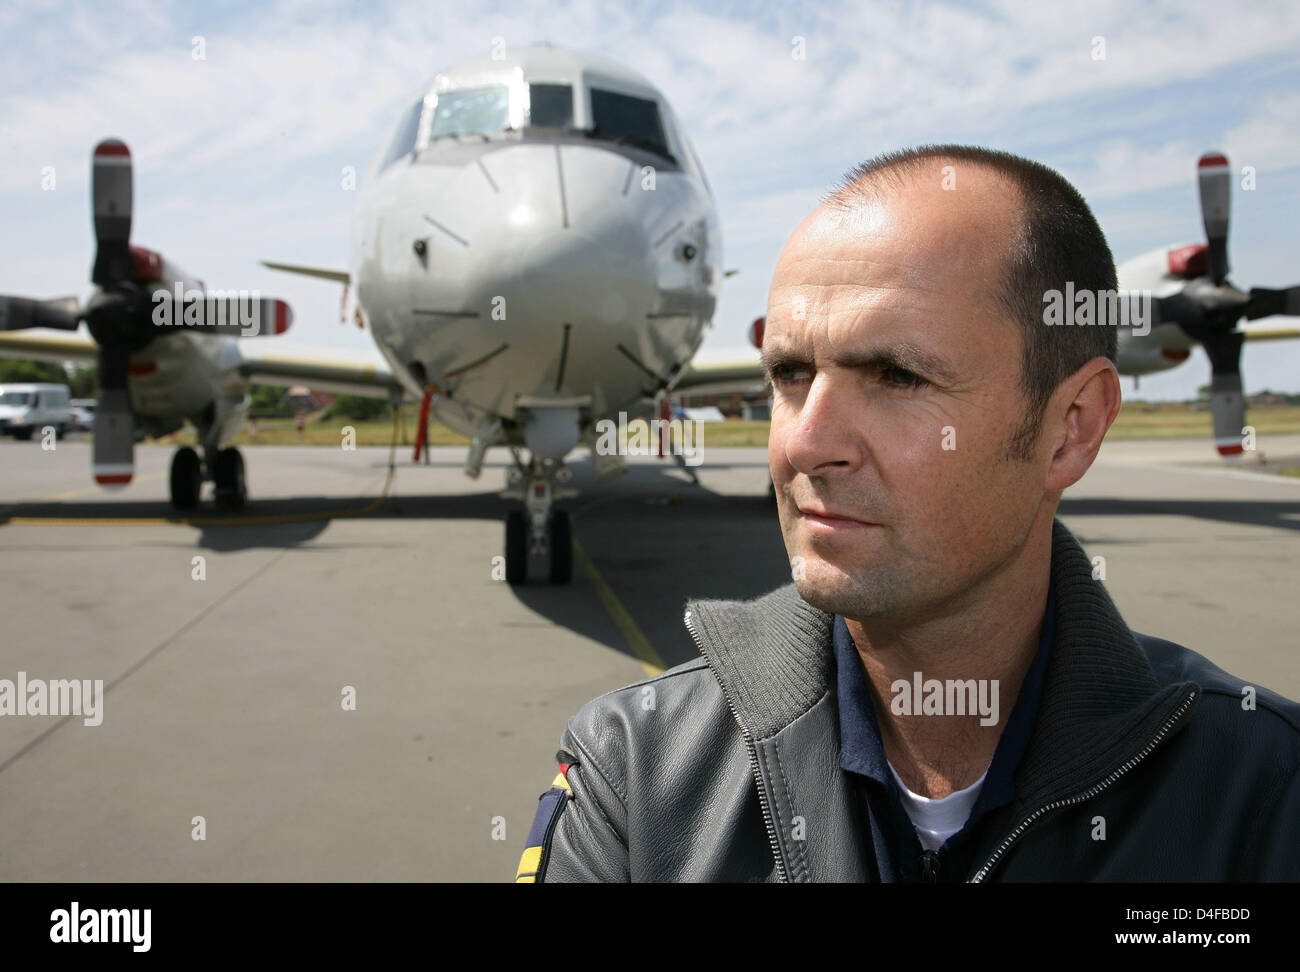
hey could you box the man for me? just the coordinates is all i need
[514,145,1300,882]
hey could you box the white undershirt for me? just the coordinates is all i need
[886,761,989,852]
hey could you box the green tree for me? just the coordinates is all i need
[68,364,98,398]
[248,384,296,418]
[325,394,391,421]
[0,358,69,385]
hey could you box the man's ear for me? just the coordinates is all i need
[1044,357,1122,493]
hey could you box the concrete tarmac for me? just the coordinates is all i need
[0,432,1297,881]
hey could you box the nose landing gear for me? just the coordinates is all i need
[501,449,577,585]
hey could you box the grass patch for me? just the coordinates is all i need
[143,402,1300,449]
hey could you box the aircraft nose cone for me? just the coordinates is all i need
[502,220,653,327]
[400,140,714,403]
[411,141,706,334]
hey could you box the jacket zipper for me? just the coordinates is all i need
[968,687,1198,883]
[684,609,790,883]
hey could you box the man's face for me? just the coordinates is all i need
[767,169,1049,624]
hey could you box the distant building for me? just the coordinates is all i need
[676,390,771,418]
[283,386,334,412]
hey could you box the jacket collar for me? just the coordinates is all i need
[683,518,1198,810]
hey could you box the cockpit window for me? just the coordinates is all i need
[528,83,573,128]
[429,86,510,141]
[0,392,34,406]
[589,88,673,161]
[377,98,424,172]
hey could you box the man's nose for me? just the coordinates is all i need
[779,373,862,477]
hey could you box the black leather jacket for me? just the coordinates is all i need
[521,520,1300,882]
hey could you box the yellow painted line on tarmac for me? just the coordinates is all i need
[572,536,666,678]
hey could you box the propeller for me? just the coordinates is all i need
[0,138,293,487]
[1197,153,1230,286]
[85,140,144,484]
[0,295,80,331]
[1147,151,1300,457]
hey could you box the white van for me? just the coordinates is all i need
[0,383,74,440]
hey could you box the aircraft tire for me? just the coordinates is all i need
[170,447,202,510]
[548,510,572,585]
[213,447,247,510]
[505,510,528,585]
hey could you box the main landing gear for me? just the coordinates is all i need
[169,446,247,510]
[501,449,576,585]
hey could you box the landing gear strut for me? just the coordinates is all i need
[501,450,576,585]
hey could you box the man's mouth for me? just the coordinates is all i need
[795,504,880,534]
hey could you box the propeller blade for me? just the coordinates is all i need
[93,345,135,486]
[1200,331,1246,457]
[154,294,292,336]
[0,295,80,331]
[1246,285,1300,320]
[90,139,134,288]
[1197,152,1231,286]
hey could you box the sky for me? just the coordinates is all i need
[2,0,1299,400]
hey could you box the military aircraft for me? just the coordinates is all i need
[0,46,746,584]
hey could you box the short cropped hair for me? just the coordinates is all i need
[826,145,1117,461]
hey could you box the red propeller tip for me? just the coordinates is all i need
[94,140,130,158]
[1198,154,1228,169]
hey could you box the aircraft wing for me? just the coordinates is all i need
[1241,327,1300,342]
[237,341,400,399]
[0,329,99,366]
[260,261,350,284]
[671,352,767,396]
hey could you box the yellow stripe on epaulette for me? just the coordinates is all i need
[515,845,542,882]
[551,771,572,791]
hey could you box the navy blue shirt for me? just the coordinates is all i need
[833,583,1055,881]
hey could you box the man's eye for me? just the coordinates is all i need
[881,365,927,389]
[769,363,810,386]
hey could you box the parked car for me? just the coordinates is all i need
[0,383,73,440]
[69,398,97,431]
